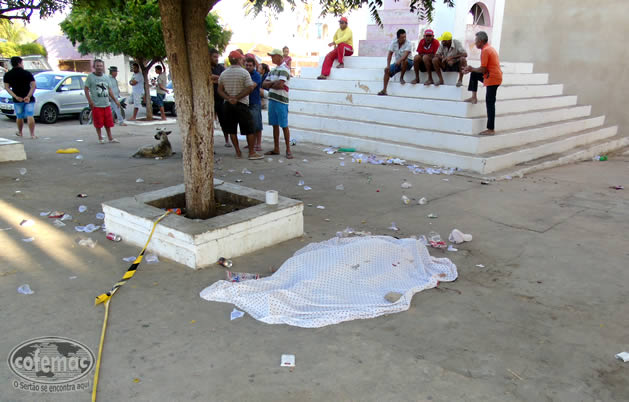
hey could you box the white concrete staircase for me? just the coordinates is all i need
[256,56,627,177]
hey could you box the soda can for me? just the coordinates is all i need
[106,232,122,242]
[217,257,233,268]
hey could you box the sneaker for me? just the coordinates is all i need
[248,153,264,160]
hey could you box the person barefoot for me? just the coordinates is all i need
[462,31,503,135]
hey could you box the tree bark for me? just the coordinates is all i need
[159,0,216,219]
[137,58,154,120]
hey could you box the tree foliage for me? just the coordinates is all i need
[0,0,70,21]
[18,41,46,55]
[247,0,454,26]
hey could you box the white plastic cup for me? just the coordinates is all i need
[265,190,279,205]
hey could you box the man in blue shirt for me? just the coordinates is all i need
[245,57,263,151]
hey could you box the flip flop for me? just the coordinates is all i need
[286,152,294,159]
[15,132,22,137]
[224,143,232,147]
[264,150,280,155]
[456,81,463,87]
[377,91,387,96]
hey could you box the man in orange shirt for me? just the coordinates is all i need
[463,31,503,135]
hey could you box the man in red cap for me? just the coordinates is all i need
[217,50,263,159]
[412,29,440,86]
[317,17,353,80]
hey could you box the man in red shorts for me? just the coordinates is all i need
[84,59,122,143]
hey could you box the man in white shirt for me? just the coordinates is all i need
[378,29,413,96]
[128,62,144,121]
[433,31,468,87]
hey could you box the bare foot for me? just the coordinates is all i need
[463,97,478,104]
[317,75,327,80]
[400,78,406,85]
[286,151,294,159]
[479,129,495,136]
[435,80,444,86]
[336,63,344,69]
[235,152,243,158]
[120,123,128,126]
[411,79,419,85]
[128,118,136,121]
[456,81,463,87]
[161,117,167,120]
[424,80,433,86]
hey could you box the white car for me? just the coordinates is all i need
[0,71,89,124]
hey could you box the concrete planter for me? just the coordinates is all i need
[102,181,304,269]
[0,138,26,162]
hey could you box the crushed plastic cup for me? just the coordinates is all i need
[18,168,27,175]
[78,238,97,248]
[427,213,438,219]
[316,205,325,209]
[242,168,252,174]
[340,162,345,166]
[78,205,87,213]
[40,211,51,216]
[428,231,442,243]
[75,155,84,160]
[259,174,265,181]
[123,256,136,262]
[448,229,473,244]
[136,178,144,183]
[447,245,458,252]
[388,222,399,231]
[418,197,427,205]
[303,186,312,191]
[22,237,35,242]
[60,214,72,221]
[418,235,428,245]
[335,184,344,191]
[145,254,159,264]
[52,219,66,228]
[230,308,245,320]
[266,158,273,162]
[96,212,105,220]
[401,182,412,189]
[17,284,34,295]
[83,224,100,233]
[297,180,305,186]
[401,195,411,205]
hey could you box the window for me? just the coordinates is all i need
[60,76,83,91]
[467,3,489,26]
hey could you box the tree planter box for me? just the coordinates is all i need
[102,181,304,269]
[0,138,26,162]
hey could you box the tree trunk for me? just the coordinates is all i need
[159,0,216,219]
[140,59,157,121]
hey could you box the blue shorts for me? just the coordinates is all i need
[268,100,288,128]
[249,103,263,132]
[14,102,35,119]
[154,93,166,107]
[389,59,413,77]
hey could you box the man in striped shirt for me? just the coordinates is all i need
[262,49,293,159]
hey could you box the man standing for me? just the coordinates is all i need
[245,57,263,152]
[128,62,144,121]
[411,29,440,86]
[107,66,126,126]
[433,32,467,87]
[263,49,293,159]
[154,65,169,120]
[463,31,503,136]
[217,51,263,160]
[210,48,230,147]
[378,29,413,96]
[317,16,353,79]
[84,59,122,143]
[3,56,36,139]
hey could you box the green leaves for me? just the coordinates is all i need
[60,0,231,63]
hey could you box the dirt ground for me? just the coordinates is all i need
[0,117,628,401]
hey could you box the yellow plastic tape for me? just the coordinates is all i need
[56,148,81,154]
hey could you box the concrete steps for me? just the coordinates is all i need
[291,78,565,101]
[252,56,625,174]
[300,67,549,85]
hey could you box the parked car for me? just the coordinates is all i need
[146,81,176,116]
[0,71,89,124]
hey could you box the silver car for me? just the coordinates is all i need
[0,71,89,124]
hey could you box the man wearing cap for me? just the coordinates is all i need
[433,32,467,87]
[107,66,126,126]
[317,17,353,80]
[262,49,293,159]
[412,29,440,86]
[217,50,263,159]
[210,47,231,147]
[378,29,413,96]
[463,31,503,135]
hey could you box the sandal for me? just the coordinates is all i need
[286,152,294,159]
[15,132,23,137]
[264,150,280,155]
[377,90,387,96]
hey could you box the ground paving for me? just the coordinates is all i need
[1,117,628,401]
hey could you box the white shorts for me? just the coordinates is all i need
[132,92,143,107]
